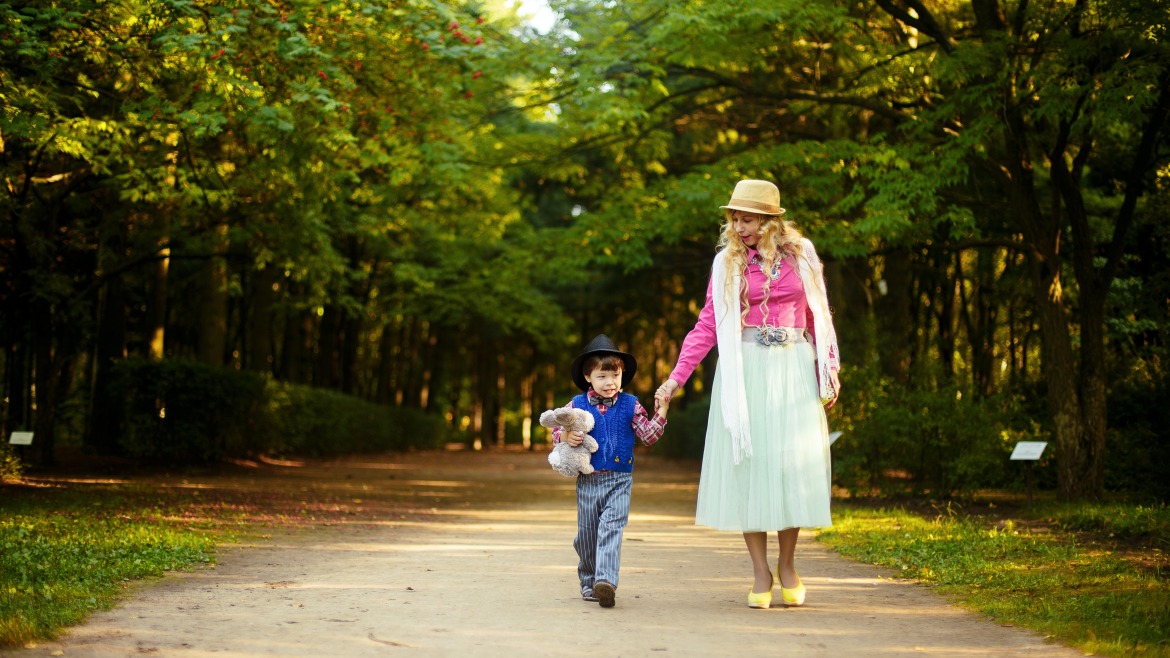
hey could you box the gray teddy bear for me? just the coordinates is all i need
[540,407,599,477]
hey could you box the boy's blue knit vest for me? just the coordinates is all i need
[572,392,637,473]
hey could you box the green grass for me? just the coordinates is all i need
[0,490,214,647]
[818,502,1170,658]
[0,477,375,648]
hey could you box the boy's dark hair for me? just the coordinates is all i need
[582,354,624,376]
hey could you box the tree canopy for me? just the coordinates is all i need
[3,0,1168,500]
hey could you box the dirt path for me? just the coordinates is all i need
[6,451,1083,657]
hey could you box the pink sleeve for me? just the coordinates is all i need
[668,277,718,387]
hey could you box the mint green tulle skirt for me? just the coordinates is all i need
[694,339,833,532]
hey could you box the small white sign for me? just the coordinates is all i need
[1010,441,1047,461]
[8,431,33,446]
[828,431,843,446]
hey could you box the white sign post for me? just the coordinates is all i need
[1010,441,1048,505]
[8,431,34,462]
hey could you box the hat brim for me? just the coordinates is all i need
[720,203,786,216]
[570,350,637,391]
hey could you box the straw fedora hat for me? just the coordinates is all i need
[570,334,637,391]
[719,179,786,216]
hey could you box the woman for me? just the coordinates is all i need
[657,179,840,609]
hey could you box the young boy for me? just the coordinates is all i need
[551,334,670,608]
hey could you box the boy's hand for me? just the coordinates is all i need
[653,390,670,416]
[564,430,585,447]
[654,379,678,417]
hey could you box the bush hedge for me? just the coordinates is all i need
[108,359,447,465]
[829,365,1036,497]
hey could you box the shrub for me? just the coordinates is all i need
[830,364,1037,497]
[1105,351,1170,500]
[109,359,448,465]
[261,381,446,457]
[0,444,22,480]
[109,359,268,464]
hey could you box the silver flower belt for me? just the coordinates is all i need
[742,326,807,347]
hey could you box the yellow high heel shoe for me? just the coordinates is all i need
[747,574,773,609]
[777,567,806,607]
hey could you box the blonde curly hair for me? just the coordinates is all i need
[716,210,813,327]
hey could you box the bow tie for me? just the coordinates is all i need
[589,393,615,407]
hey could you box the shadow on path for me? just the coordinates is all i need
[5,450,1082,657]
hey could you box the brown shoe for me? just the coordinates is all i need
[594,581,615,608]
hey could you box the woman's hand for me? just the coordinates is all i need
[824,371,841,410]
[656,379,680,405]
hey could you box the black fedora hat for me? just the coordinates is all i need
[570,334,637,391]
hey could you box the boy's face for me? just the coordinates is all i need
[585,366,623,399]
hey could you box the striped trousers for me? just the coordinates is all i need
[574,470,634,589]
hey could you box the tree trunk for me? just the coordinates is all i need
[876,247,913,383]
[340,312,361,396]
[1031,272,1088,499]
[404,317,424,407]
[147,245,170,361]
[970,248,998,397]
[246,267,277,373]
[1013,180,1088,499]
[419,327,437,410]
[197,224,229,365]
[932,252,957,380]
[520,345,535,450]
[3,342,29,438]
[86,216,129,455]
[833,257,873,363]
[86,276,127,455]
[375,324,394,404]
[1077,295,1109,498]
[32,302,57,466]
[316,305,340,389]
[496,352,506,448]
[279,311,311,385]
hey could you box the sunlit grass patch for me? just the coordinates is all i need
[819,504,1170,658]
[0,500,214,647]
[0,477,385,648]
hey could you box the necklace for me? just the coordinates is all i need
[748,254,783,281]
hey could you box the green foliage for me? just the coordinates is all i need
[0,445,23,480]
[108,359,448,465]
[1042,502,1170,550]
[830,364,1039,497]
[0,500,213,647]
[262,381,447,457]
[3,0,1169,505]
[1105,351,1170,500]
[819,505,1170,657]
[110,360,269,464]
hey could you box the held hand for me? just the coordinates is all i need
[824,371,841,410]
[653,390,670,416]
[655,379,680,404]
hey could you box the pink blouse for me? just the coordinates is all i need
[669,248,833,387]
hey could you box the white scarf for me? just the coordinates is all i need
[711,239,839,465]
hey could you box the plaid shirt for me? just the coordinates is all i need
[550,391,666,446]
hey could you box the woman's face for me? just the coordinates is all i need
[731,211,765,248]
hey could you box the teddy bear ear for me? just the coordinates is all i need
[538,409,559,428]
